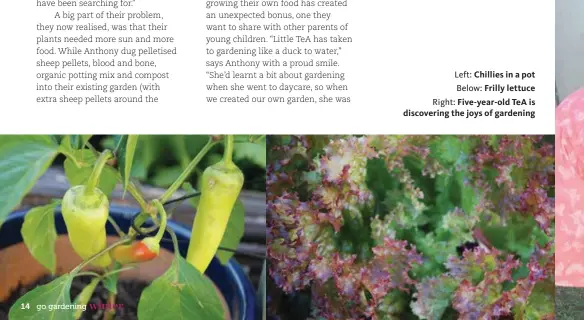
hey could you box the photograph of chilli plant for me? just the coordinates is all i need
[0,135,265,320]
[266,135,554,320]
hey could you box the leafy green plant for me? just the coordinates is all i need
[267,135,554,320]
[0,134,265,320]
[101,135,266,191]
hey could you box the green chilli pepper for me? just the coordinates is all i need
[186,136,244,273]
[62,185,111,268]
[62,151,113,268]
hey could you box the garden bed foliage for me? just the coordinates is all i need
[267,136,554,320]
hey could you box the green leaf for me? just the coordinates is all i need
[102,262,122,294]
[111,135,127,154]
[61,135,92,150]
[430,136,461,165]
[488,136,501,149]
[73,277,99,319]
[169,136,191,169]
[151,166,184,188]
[234,142,266,168]
[234,135,254,143]
[137,255,225,320]
[51,135,64,144]
[118,135,138,195]
[129,135,162,180]
[234,135,266,144]
[184,183,244,264]
[63,149,118,196]
[184,135,212,157]
[410,276,458,320]
[21,202,59,274]
[203,153,223,169]
[514,281,554,319]
[9,275,75,320]
[0,136,59,228]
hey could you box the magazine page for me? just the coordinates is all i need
[1,0,552,133]
[0,0,557,320]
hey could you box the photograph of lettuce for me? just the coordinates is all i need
[266,136,554,320]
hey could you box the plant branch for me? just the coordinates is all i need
[104,292,116,320]
[159,138,217,204]
[84,139,149,213]
[167,227,180,256]
[107,216,125,237]
[102,266,136,279]
[164,191,202,206]
[71,238,130,275]
[128,192,201,237]
[151,200,168,243]
[86,150,113,192]
[57,146,82,168]
[74,271,101,278]
[224,135,234,164]
[123,180,149,213]
[131,138,215,237]
[84,140,99,154]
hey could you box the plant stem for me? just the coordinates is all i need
[104,292,116,320]
[83,140,148,212]
[224,135,234,165]
[107,216,125,237]
[167,227,180,257]
[57,146,82,168]
[131,138,216,238]
[125,180,148,213]
[151,200,168,243]
[86,150,113,193]
[166,228,181,283]
[127,213,148,239]
[172,136,191,169]
[86,143,149,238]
[74,277,100,320]
[159,138,217,204]
[102,266,136,278]
[74,271,101,278]
[71,238,130,275]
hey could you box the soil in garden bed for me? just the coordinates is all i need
[0,275,148,320]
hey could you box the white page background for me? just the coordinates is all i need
[0,0,554,134]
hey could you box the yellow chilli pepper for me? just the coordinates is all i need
[62,150,113,268]
[187,136,244,273]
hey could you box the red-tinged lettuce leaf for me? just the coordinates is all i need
[411,275,458,320]
[452,277,508,319]
[266,135,554,319]
[375,290,407,319]
[449,248,523,319]
[512,280,554,319]
[362,237,422,300]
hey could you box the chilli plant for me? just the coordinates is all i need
[0,134,265,320]
[267,135,554,320]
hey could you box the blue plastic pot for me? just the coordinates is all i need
[0,206,256,320]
